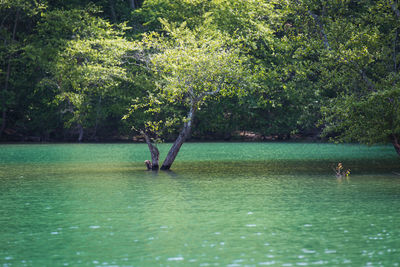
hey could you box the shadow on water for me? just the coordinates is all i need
[166,158,400,176]
[2,158,398,179]
[0,143,398,179]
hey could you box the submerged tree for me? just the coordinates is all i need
[125,20,252,170]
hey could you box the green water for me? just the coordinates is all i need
[1,143,400,266]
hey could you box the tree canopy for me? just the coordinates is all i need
[1,0,400,158]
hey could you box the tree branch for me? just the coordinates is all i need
[196,79,224,101]
[141,130,160,170]
[0,12,10,30]
[122,52,152,70]
[307,10,331,50]
[391,1,399,71]
[394,28,398,72]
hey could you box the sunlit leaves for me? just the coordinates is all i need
[144,20,252,102]
[43,10,133,137]
[318,0,400,150]
[125,18,253,141]
[56,38,130,94]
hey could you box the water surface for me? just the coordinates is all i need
[0,143,399,266]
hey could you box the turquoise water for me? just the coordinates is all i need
[0,142,397,164]
[0,143,399,266]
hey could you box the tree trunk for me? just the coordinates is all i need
[393,135,400,156]
[393,28,398,71]
[395,145,400,156]
[0,8,19,139]
[161,105,195,170]
[77,124,84,142]
[109,0,117,22]
[391,0,400,18]
[90,95,102,140]
[129,0,136,9]
[0,110,6,139]
[143,132,160,170]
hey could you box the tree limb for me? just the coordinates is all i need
[1,12,10,30]
[307,11,331,50]
[122,53,151,70]
[391,1,399,71]
[394,28,398,72]
[160,104,195,170]
[141,130,160,170]
[196,79,224,101]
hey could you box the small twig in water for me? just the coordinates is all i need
[334,162,350,178]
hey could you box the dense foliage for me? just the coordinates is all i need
[1,0,399,156]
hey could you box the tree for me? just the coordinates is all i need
[32,7,131,141]
[299,0,400,156]
[133,0,212,31]
[0,0,45,139]
[126,20,252,170]
[53,30,131,142]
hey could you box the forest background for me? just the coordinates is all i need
[1,0,400,157]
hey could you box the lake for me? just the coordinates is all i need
[0,143,399,266]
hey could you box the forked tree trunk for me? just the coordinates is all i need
[161,105,195,170]
[143,132,160,170]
